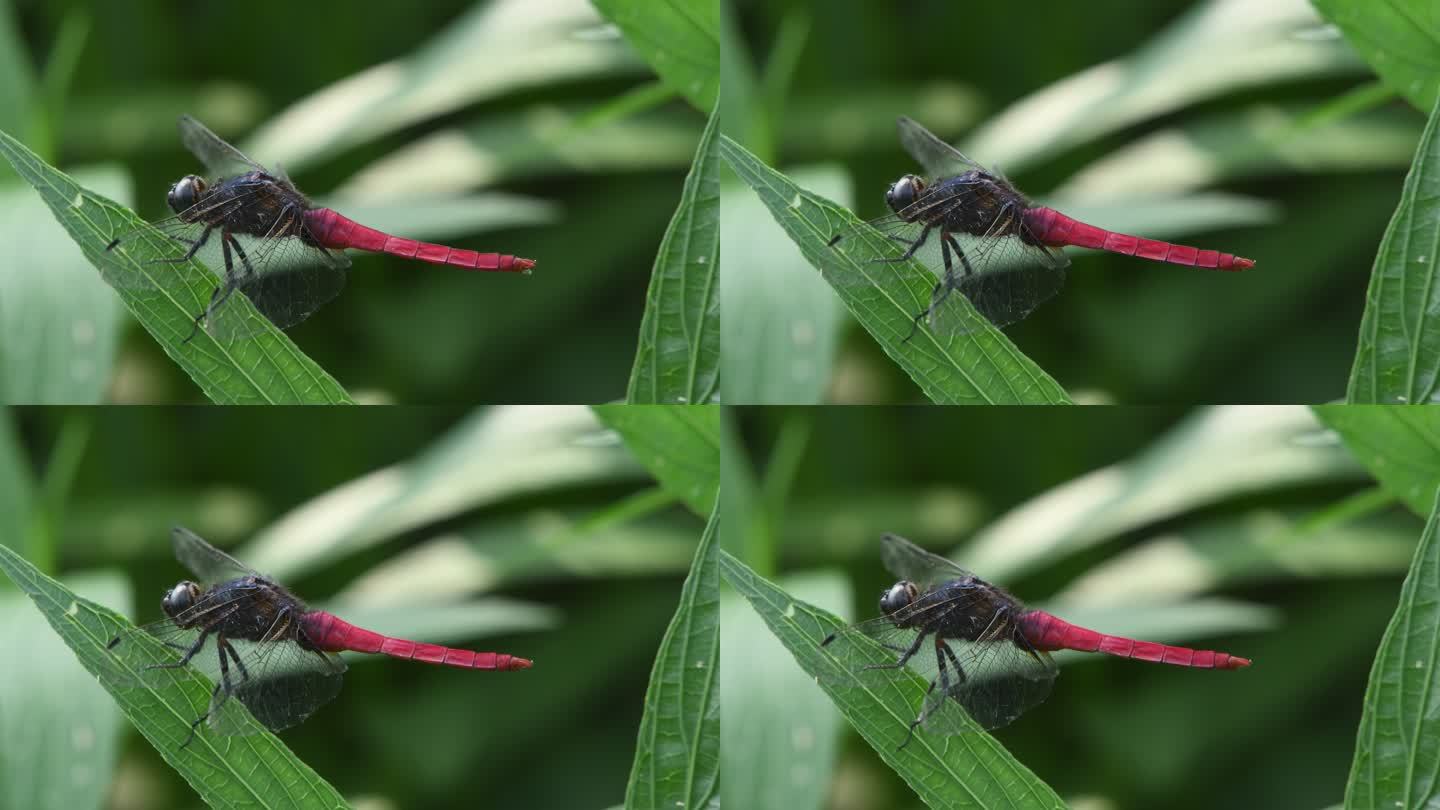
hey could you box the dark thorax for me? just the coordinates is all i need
[888,577,1021,643]
[168,575,312,647]
[181,171,314,242]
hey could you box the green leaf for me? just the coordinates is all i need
[243,406,648,581]
[242,0,646,173]
[0,543,348,810]
[1347,92,1440,403]
[592,0,719,113]
[624,507,718,810]
[1344,486,1440,808]
[966,406,1365,580]
[628,103,719,404]
[1314,405,1440,515]
[721,572,848,810]
[721,164,848,404]
[1313,0,1440,113]
[594,404,719,517]
[719,551,1065,810]
[719,136,1071,405]
[0,573,128,810]
[0,129,353,405]
[963,0,1366,172]
[0,167,128,403]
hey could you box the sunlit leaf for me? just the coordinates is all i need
[720,136,1071,405]
[592,0,719,113]
[0,129,352,405]
[1313,0,1440,112]
[594,404,719,517]
[1314,405,1440,515]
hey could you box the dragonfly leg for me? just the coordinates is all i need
[178,680,224,749]
[873,225,931,264]
[145,627,212,671]
[943,233,974,277]
[151,225,213,265]
[218,636,251,685]
[227,234,256,281]
[863,630,927,672]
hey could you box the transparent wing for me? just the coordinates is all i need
[206,634,346,735]
[178,115,268,179]
[879,533,975,588]
[927,206,1069,336]
[896,116,988,179]
[171,526,257,584]
[820,591,1057,734]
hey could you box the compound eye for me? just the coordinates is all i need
[884,174,923,213]
[166,175,205,213]
[162,581,197,615]
[879,581,916,615]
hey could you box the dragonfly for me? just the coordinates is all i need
[827,117,1255,340]
[821,533,1251,749]
[104,115,536,342]
[106,527,532,747]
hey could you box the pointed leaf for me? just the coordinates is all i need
[0,129,352,404]
[1313,0,1440,112]
[592,0,719,113]
[594,404,719,517]
[624,508,718,810]
[720,136,1070,405]
[1314,405,1440,515]
[628,104,719,404]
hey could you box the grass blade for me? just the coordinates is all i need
[0,129,352,404]
[624,507,718,810]
[592,0,719,113]
[720,551,1065,810]
[1347,92,1440,403]
[0,543,348,810]
[1343,487,1440,808]
[628,103,719,404]
[719,136,1071,405]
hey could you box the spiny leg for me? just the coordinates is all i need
[898,638,958,750]
[863,630,927,672]
[144,628,212,671]
[872,224,932,265]
[151,225,214,265]
[179,633,236,750]
[184,233,241,344]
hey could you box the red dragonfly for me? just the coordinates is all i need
[821,534,1250,748]
[828,117,1255,340]
[105,115,536,341]
[106,527,532,747]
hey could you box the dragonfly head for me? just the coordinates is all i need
[167,174,207,216]
[879,580,920,617]
[161,580,202,619]
[884,174,926,217]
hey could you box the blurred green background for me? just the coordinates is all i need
[722,0,1423,403]
[722,405,1423,809]
[3,0,705,403]
[0,405,705,809]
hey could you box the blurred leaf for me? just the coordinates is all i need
[1346,93,1440,403]
[1344,487,1440,808]
[777,82,983,163]
[594,404,719,516]
[338,104,701,197]
[0,403,35,554]
[337,490,696,605]
[720,136,1071,405]
[0,166,127,403]
[244,0,646,173]
[1313,0,1440,112]
[314,192,558,243]
[1314,405,1440,515]
[966,406,1365,580]
[628,103,719,404]
[720,551,1065,810]
[1057,103,1422,200]
[721,572,848,810]
[244,406,647,580]
[1058,493,1418,606]
[317,597,558,658]
[0,129,353,405]
[0,544,347,810]
[625,507,717,810]
[592,0,718,113]
[722,165,848,404]
[964,0,1365,172]
[0,0,33,141]
[0,573,127,810]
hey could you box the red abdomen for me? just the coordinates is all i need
[1018,610,1250,669]
[1024,207,1254,271]
[301,611,532,671]
[305,208,535,273]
